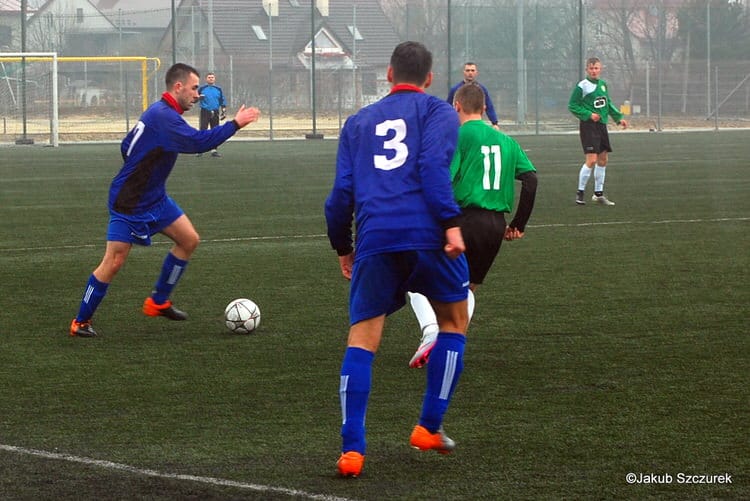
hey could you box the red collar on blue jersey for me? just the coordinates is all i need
[389,84,424,94]
[161,92,184,115]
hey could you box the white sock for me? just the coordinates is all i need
[467,289,475,326]
[578,164,591,191]
[408,292,438,336]
[594,165,606,193]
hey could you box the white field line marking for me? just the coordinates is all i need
[0,444,355,501]
[0,233,328,253]
[532,216,749,229]
[1,217,748,254]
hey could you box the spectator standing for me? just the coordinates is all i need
[447,62,500,130]
[197,72,227,158]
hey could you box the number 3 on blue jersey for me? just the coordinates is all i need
[374,119,407,171]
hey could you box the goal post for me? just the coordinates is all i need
[0,54,160,146]
[0,52,58,146]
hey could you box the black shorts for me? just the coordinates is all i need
[199,108,220,130]
[461,208,507,285]
[579,120,612,155]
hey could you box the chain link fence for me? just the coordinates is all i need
[2,1,748,144]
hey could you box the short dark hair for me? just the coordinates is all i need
[165,63,199,88]
[586,57,601,67]
[390,41,432,85]
[454,82,484,114]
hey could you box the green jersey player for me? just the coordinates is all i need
[408,82,538,368]
[568,57,627,206]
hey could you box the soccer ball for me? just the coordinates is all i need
[224,298,261,334]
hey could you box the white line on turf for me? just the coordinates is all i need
[0,233,328,253]
[531,217,749,229]
[1,217,748,254]
[0,444,356,501]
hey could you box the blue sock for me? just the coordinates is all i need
[75,274,109,322]
[151,252,188,304]
[419,332,466,433]
[339,347,374,454]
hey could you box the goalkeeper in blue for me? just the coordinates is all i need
[69,63,260,338]
[408,82,538,369]
[325,41,470,478]
[197,71,227,158]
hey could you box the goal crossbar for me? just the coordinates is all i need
[0,54,161,146]
[0,54,161,112]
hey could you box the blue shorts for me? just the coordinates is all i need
[106,196,184,246]
[349,250,469,325]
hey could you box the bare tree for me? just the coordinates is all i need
[26,5,75,53]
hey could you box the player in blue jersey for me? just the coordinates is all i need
[197,72,227,158]
[69,63,260,338]
[325,41,470,478]
[447,62,499,129]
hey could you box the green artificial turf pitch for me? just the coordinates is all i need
[0,131,748,500]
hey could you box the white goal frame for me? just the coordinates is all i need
[1,54,160,146]
[0,52,59,146]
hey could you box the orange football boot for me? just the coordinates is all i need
[69,319,98,337]
[337,451,365,477]
[409,425,455,454]
[142,297,187,320]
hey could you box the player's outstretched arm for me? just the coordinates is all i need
[232,105,261,128]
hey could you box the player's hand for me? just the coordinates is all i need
[504,227,525,241]
[619,119,628,129]
[338,253,354,280]
[591,113,601,122]
[220,107,226,120]
[233,105,261,128]
[443,226,465,259]
[491,123,500,131]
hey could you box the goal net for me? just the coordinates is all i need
[0,52,59,146]
[0,54,160,146]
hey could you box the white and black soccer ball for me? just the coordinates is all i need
[224,298,261,334]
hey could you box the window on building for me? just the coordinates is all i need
[304,28,344,56]
[0,25,11,47]
[76,8,84,23]
[347,26,363,40]
[252,25,267,40]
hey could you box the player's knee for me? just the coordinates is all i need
[439,308,469,334]
[184,232,200,253]
[96,254,126,280]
